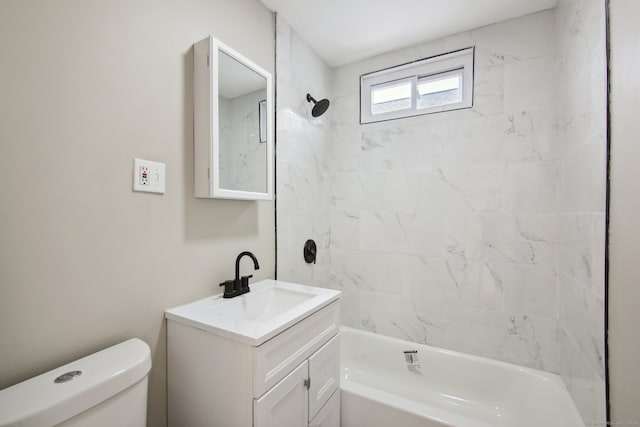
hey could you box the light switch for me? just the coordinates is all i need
[133,158,165,194]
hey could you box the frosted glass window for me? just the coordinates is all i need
[371,80,412,115]
[360,47,474,124]
[417,69,463,110]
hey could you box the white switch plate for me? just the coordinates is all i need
[133,158,166,194]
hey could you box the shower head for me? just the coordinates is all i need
[306,93,330,117]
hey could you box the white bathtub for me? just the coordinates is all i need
[340,327,584,427]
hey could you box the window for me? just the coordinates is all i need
[360,47,474,124]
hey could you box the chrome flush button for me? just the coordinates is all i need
[54,370,82,383]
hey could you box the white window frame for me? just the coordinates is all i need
[360,47,474,124]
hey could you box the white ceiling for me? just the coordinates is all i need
[260,0,558,67]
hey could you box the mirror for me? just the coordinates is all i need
[218,50,268,194]
[193,36,273,200]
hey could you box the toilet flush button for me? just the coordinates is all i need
[54,370,82,383]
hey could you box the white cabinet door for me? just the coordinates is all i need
[309,390,340,427]
[307,335,340,420]
[254,360,308,427]
[253,302,339,397]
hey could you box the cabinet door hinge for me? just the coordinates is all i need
[206,53,210,67]
[303,378,311,389]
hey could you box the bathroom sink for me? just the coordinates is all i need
[165,279,341,345]
[212,285,317,321]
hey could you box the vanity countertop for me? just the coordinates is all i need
[165,279,341,346]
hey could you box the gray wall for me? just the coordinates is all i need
[609,0,640,424]
[0,1,275,426]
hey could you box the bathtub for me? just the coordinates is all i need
[340,327,584,427]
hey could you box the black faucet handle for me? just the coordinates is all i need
[240,274,253,289]
[219,279,235,297]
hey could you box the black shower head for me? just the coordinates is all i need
[306,93,330,117]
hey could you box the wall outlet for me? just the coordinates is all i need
[139,165,149,185]
[133,158,165,194]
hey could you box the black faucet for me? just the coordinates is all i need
[220,251,260,298]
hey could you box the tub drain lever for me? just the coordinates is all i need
[403,350,422,375]
[403,350,417,364]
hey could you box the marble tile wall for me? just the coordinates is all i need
[275,16,332,286]
[328,9,562,373]
[556,0,607,424]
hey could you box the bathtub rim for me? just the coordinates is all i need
[339,326,569,393]
[341,379,495,427]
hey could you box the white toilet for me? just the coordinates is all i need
[0,338,151,427]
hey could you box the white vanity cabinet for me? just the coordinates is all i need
[254,335,340,427]
[166,296,340,427]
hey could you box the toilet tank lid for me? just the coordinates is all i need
[0,338,151,427]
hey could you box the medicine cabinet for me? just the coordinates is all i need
[193,35,273,200]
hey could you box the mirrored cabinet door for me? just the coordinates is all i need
[193,35,273,200]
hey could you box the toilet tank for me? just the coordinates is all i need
[0,338,151,427]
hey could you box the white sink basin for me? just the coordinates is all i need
[212,285,317,321]
[165,279,341,345]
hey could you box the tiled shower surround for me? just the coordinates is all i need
[276,2,606,423]
[556,0,607,423]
